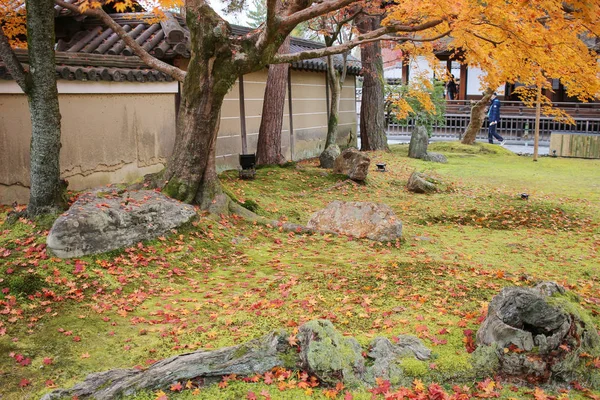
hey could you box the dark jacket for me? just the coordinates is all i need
[487,98,501,123]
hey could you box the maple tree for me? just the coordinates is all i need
[46,0,448,212]
[306,8,358,160]
[0,0,65,216]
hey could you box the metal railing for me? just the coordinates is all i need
[356,100,600,140]
[385,114,600,140]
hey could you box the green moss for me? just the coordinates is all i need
[301,320,363,387]
[471,344,500,379]
[399,358,428,377]
[279,348,300,369]
[4,273,45,296]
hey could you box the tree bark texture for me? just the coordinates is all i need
[26,0,64,216]
[356,14,388,151]
[255,37,291,166]
[41,331,290,400]
[324,54,341,149]
[461,89,493,145]
[161,3,239,210]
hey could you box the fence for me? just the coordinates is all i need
[357,100,600,141]
[385,114,600,141]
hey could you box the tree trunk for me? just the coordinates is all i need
[461,89,493,145]
[161,3,238,211]
[255,37,291,166]
[26,0,65,216]
[356,14,388,151]
[324,54,341,149]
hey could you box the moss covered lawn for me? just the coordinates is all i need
[1,143,599,399]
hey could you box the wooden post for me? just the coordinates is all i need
[288,68,295,161]
[459,64,467,100]
[325,70,330,121]
[533,85,541,162]
[238,75,248,155]
[401,57,409,85]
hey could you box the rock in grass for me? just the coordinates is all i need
[307,200,402,241]
[333,148,370,181]
[319,144,341,169]
[364,336,431,385]
[47,188,196,258]
[298,320,365,387]
[474,282,600,388]
[408,125,429,159]
[421,152,448,163]
[406,171,439,193]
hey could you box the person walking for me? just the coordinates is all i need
[446,74,457,100]
[487,92,505,145]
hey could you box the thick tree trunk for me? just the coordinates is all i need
[26,0,64,216]
[161,3,238,211]
[255,37,291,166]
[356,14,388,151]
[324,54,341,149]
[461,89,493,144]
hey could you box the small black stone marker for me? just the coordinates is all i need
[376,163,386,172]
[239,154,256,179]
[552,150,557,157]
[520,193,529,200]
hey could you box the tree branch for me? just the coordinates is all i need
[54,0,186,82]
[0,27,30,93]
[281,0,359,30]
[274,19,445,64]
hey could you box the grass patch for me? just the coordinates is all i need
[1,142,599,399]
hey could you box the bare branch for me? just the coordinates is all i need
[465,30,505,46]
[0,27,30,93]
[54,0,186,82]
[274,19,445,64]
[281,0,359,30]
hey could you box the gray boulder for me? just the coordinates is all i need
[422,152,448,163]
[408,126,448,163]
[406,171,438,194]
[47,188,196,258]
[474,282,600,387]
[408,126,429,159]
[364,336,431,385]
[307,200,402,241]
[333,148,370,181]
[319,145,341,169]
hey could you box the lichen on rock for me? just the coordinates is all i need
[297,320,365,387]
[475,282,600,388]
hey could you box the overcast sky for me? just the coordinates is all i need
[208,0,251,25]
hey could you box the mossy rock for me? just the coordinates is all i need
[297,320,365,387]
[475,282,600,389]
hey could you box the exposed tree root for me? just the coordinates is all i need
[41,331,290,400]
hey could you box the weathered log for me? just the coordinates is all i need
[81,28,113,53]
[41,320,432,399]
[160,11,185,44]
[41,330,290,400]
[122,24,161,56]
[474,282,600,388]
[67,26,103,52]
[94,25,132,54]
[108,24,146,55]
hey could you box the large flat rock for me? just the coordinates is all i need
[47,189,196,258]
[307,201,402,241]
